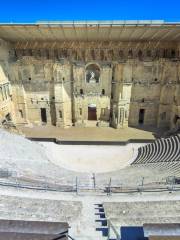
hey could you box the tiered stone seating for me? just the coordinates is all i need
[132,135,180,164]
[0,195,82,223]
[103,201,180,240]
[0,219,68,240]
[103,200,180,227]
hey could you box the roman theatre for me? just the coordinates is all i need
[0,20,179,240]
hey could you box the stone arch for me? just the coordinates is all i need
[85,63,100,83]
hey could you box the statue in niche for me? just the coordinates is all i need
[90,71,95,81]
[86,64,100,83]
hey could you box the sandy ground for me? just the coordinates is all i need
[19,125,158,141]
[40,142,145,173]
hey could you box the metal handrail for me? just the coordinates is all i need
[0,177,178,195]
[107,219,121,240]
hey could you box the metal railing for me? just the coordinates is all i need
[0,176,179,195]
[107,219,120,240]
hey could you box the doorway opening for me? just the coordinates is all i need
[139,109,145,124]
[88,106,97,120]
[174,114,180,125]
[41,108,47,123]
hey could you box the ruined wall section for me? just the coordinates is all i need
[157,58,180,130]
[5,40,180,129]
[10,58,51,125]
[129,60,161,126]
[9,58,72,127]
[0,39,15,124]
[157,60,178,128]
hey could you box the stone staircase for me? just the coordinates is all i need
[69,201,107,240]
[95,204,117,240]
[69,175,109,240]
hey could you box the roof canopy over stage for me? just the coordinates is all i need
[0,20,180,42]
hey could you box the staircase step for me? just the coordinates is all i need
[96,227,109,237]
[95,219,107,226]
[95,207,105,212]
[94,204,103,207]
[95,213,106,218]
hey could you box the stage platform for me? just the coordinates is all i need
[18,125,165,142]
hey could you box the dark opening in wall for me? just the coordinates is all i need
[80,89,84,95]
[59,110,62,118]
[19,109,23,118]
[141,98,145,102]
[138,50,143,60]
[46,50,49,59]
[155,49,160,58]
[38,50,41,57]
[119,50,124,58]
[29,49,33,56]
[128,50,133,58]
[79,108,82,115]
[147,50,151,57]
[62,77,65,81]
[108,49,114,60]
[100,50,104,61]
[14,50,17,57]
[174,114,180,124]
[91,49,95,60]
[54,49,58,59]
[171,49,176,58]
[41,108,47,123]
[139,109,145,124]
[163,49,168,58]
[102,89,105,95]
[154,78,158,82]
[28,77,31,81]
[22,50,26,56]
[81,50,85,61]
[5,113,12,121]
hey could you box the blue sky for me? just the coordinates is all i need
[0,0,180,23]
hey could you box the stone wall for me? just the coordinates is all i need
[0,39,15,124]
[0,39,180,130]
